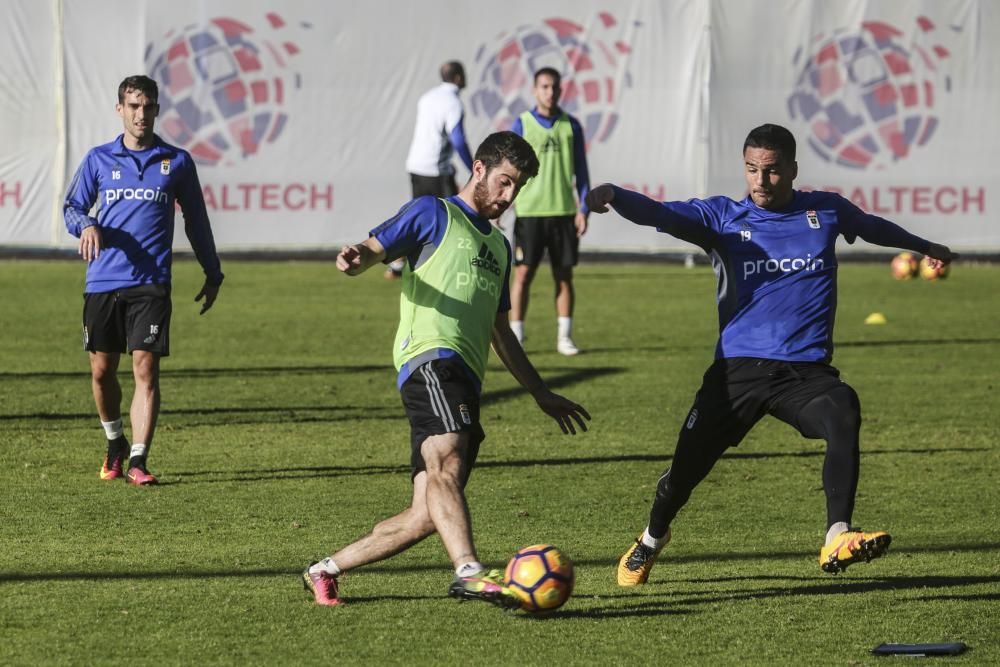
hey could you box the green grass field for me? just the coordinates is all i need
[1,258,998,665]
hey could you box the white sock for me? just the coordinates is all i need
[510,320,525,343]
[641,527,668,550]
[101,419,123,440]
[130,443,147,460]
[456,561,486,578]
[557,316,572,339]
[310,558,341,577]
[826,521,850,545]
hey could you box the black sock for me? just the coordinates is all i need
[107,435,129,459]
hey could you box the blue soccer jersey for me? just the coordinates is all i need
[611,187,933,362]
[64,134,223,293]
[371,195,512,390]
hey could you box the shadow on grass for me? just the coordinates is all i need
[554,573,1000,619]
[0,364,390,380]
[163,446,988,484]
[0,364,621,382]
[836,337,1000,349]
[4,567,997,622]
[553,336,1000,356]
[4,544,996,585]
[0,367,624,424]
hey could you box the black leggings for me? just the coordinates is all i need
[647,384,861,537]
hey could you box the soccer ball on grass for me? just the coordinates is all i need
[890,252,919,280]
[504,544,574,613]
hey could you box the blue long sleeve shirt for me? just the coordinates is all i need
[449,121,474,172]
[64,134,223,293]
[610,186,932,363]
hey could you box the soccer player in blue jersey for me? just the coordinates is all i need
[586,123,957,583]
[509,68,591,356]
[302,131,590,608]
[64,75,224,486]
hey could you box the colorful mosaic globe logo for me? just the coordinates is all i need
[146,14,307,167]
[470,13,635,149]
[787,17,954,170]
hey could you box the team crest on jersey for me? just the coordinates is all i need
[806,210,821,229]
[160,160,171,175]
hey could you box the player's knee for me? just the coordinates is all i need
[515,265,537,286]
[827,385,861,431]
[131,352,161,387]
[90,364,116,385]
[89,354,117,384]
[800,386,861,439]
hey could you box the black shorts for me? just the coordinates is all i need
[399,358,485,482]
[678,357,849,450]
[513,215,579,268]
[410,173,459,198]
[83,284,172,356]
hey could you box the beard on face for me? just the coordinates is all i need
[472,177,508,219]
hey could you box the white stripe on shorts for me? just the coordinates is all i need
[420,364,458,432]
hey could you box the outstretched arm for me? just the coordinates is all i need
[586,184,674,226]
[840,198,959,268]
[586,183,716,249]
[336,236,387,276]
[491,312,591,435]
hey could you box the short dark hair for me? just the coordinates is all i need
[118,75,159,104]
[474,131,539,180]
[439,61,465,84]
[743,123,796,161]
[534,67,561,85]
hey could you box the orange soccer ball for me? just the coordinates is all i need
[919,255,950,281]
[890,252,919,280]
[504,544,574,613]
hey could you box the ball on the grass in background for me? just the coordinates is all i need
[919,255,950,281]
[891,252,919,280]
[504,544,574,613]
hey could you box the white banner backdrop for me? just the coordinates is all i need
[0,0,997,252]
[708,0,998,251]
[0,1,61,245]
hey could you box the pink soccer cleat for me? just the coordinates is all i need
[302,563,342,606]
[126,467,159,486]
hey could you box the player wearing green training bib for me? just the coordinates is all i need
[510,67,591,357]
[393,199,509,383]
[301,131,591,611]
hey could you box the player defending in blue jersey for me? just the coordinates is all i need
[586,123,956,582]
[64,75,224,486]
[302,131,590,608]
